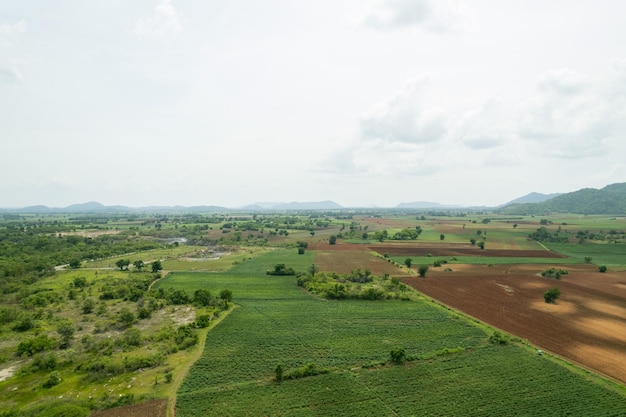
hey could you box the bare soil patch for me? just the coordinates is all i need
[90,399,167,417]
[403,263,626,383]
[314,250,404,276]
[368,243,565,258]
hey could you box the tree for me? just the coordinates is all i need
[418,265,429,277]
[133,260,145,271]
[57,320,75,349]
[513,224,518,229]
[82,299,95,314]
[329,235,337,245]
[73,276,87,289]
[440,234,445,241]
[115,259,130,270]
[193,289,213,306]
[470,238,476,245]
[151,260,163,273]
[404,258,412,268]
[584,256,593,264]
[544,287,561,303]
[68,259,81,269]
[118,307,136,327]
[478,241,485,250]
[598,265,607,273]
[297,247,305,255]
[219,289,233,303]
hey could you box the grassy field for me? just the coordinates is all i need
[544,242,626,270]
[167,250,626,416]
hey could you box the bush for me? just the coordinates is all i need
[390,347,406,364]
[418,265,429,277]
[41,371,61,388]
[489,331,509,346]
[544,287,561,304]
[598,265,607,273]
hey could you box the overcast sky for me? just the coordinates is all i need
[1,0,625,208]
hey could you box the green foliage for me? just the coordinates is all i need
[16,334,56,356]
[404,258,412,268]
[118,307,136,327]
[38,404,89,417]
[418,265,429,277]
[151,260,163,273]
[489,331,510,346]
[219,288,233,303]
[390,347,406,364]
[266,264,295,276]
[392,228,421,240]
[540,267,569,280]
[274,364,284,382]
[283,363,330,380]
[598,265,607,273]
[56,319,75,349]
[544,287,561,303]
[528,226,568,243]
[328,235,337,245]
[41,371,62,388]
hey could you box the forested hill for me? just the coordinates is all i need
[499,183,626,215]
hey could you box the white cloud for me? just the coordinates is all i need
[352,0,471,33]
[0,20,26,84]
[0,20,26,49]
[454,100,510,150]
[359,78,447,144]
[518,68,620,159]
[134,0,183,38]
[354,0,431,30]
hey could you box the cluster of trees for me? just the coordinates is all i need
[297,268,411,301]
[0,221,165,289]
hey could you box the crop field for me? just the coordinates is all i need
[3,211,626,416]
[405,263,626,384]
[168,249,626,416]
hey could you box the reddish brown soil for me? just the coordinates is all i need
[314,250,402,275]
[90,399,168,417]
[368,243,566,258]
[404,263,626,384]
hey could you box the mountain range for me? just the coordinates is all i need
[1,183,625,214]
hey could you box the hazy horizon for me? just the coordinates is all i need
[2,1,625,208]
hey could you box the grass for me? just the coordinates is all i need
[544,242,626,270]
[166,249,626,416]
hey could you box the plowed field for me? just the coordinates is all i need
[403,263,626,384]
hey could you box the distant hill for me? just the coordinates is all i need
[499,183,626,215]
[500,192,561,207]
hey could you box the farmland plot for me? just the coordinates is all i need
[170,251,626,416]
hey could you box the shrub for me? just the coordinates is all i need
[544,287,561,304]
[418,265,429,277]
[598,265,607,273]
[390,347,406,364]
[489,331,509,346]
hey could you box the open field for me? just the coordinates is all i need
[2,211,626,416]
[169,250,626,416]
[404,262,626,384]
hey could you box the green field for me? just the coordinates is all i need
[166,250,626,416]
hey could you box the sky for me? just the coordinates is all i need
[1,0,625,208]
